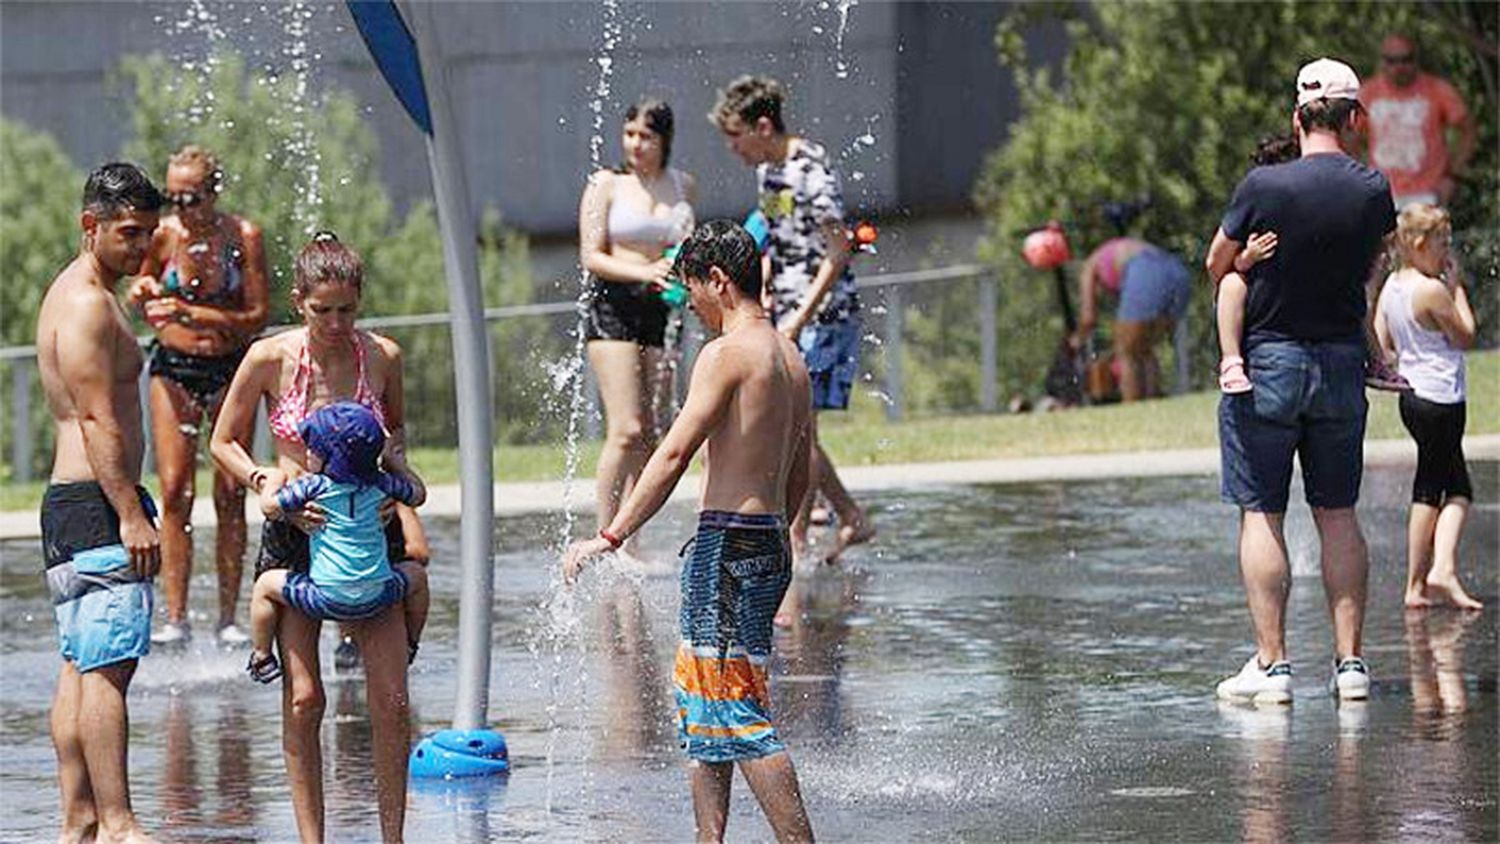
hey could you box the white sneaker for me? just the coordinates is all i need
[216,624,251,647]
[151,622,191,645]
[1328,657,1371,701]
[1216,654,1293,704]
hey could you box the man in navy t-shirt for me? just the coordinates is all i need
[1204,58,1397,706]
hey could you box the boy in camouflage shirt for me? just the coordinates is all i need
[711,75,875,575]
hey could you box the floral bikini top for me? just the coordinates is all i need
[268,330,389,444]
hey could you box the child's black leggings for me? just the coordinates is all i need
[1398,393,1472,506]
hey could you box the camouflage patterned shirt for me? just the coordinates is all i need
[756,139,859,325]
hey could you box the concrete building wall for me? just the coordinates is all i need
[2,1,1058,237]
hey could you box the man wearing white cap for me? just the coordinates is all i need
[1204,58,1397,705]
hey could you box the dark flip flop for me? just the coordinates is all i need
[247,651,283,684]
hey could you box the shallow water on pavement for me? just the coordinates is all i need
[1,463,1495,842]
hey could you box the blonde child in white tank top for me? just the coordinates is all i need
[1373,203,1481,611]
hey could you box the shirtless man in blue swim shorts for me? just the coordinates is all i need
[36,162,165,844]
[565,219,816,843]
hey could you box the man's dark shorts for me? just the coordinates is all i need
[41,482,157,672]
[1219,340,1366,513]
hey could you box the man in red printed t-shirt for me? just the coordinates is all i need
[1359,33,1478,209]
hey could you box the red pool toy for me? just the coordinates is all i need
[1022,222,1071,270]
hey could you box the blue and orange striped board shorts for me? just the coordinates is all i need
[674,510,793,763]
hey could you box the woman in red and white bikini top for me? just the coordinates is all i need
[208,232,422,841]
[266,326,390,444]
[213,233,405,481]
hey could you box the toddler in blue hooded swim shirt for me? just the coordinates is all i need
[245,401,428,683]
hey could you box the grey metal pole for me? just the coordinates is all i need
[979,273,998,413]
[408,2,496,732]
[883,285,904,422]
[138,367,153,475]
[1173,315,1190,395]
[252,398,273,463]
[12,360,33,483]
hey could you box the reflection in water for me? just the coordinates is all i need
[330,675,378,826]
[1216,702,1290,844]
[1396,611,1482,840]
[596,580,671,760]
[409,775,508,843]
[1407,612,1475,721]
[1332,701,1371,842]
[1,466,1492,842]
[161,693,202,832]
[214,697,254,834]
[772,569,856,746]
[159,690,258,842]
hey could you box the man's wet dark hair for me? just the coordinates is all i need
[672,219,762,299]
[82,162,164,220]
[1296,97,1361,135]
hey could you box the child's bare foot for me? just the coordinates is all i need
[824,512,875,564]
[773,590,797,628]
[809,505,832,526]
[791,532,811,565]
[1405,588,1433,610]
[1425,576,1483,610]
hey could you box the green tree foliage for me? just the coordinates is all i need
[0,119,82,478]
[0,119,83,347]
[1,52,565,481]
[117,51,563,446]
[975,1,1498,401]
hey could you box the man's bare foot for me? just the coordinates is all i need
[823,513,875,564]
[1425,576,1483,610]
[96,822,157,844]
[58,819,98,844]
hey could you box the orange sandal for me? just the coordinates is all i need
[1219,356,1252,394]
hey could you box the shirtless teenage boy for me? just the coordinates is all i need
[36,162,164,844]
[564,219,816,843]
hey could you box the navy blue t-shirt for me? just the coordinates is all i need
[1221,153,1395,347]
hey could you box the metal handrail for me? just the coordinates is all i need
[0,263,990,360]
[3,262,1037,481]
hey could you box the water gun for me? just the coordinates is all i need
[659,243,690,309]
[745,209,878,255]
[655,211,878,309]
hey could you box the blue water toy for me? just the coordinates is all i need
[409,728,509,778]
[743,209,771,249]
[657,243,690,309]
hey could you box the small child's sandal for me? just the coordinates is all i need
[1219,356,1252,395]
[247,651,283,684]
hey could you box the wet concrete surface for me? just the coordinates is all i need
[1,463,1495,841]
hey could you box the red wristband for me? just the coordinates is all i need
[599,528,623,549]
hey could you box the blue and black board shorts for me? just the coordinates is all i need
[41,482,156,672]
[798,319,861,411]
[282,569,409,621]
[674,510,793,763]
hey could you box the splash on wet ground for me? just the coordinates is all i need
[1,463,1495,841]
